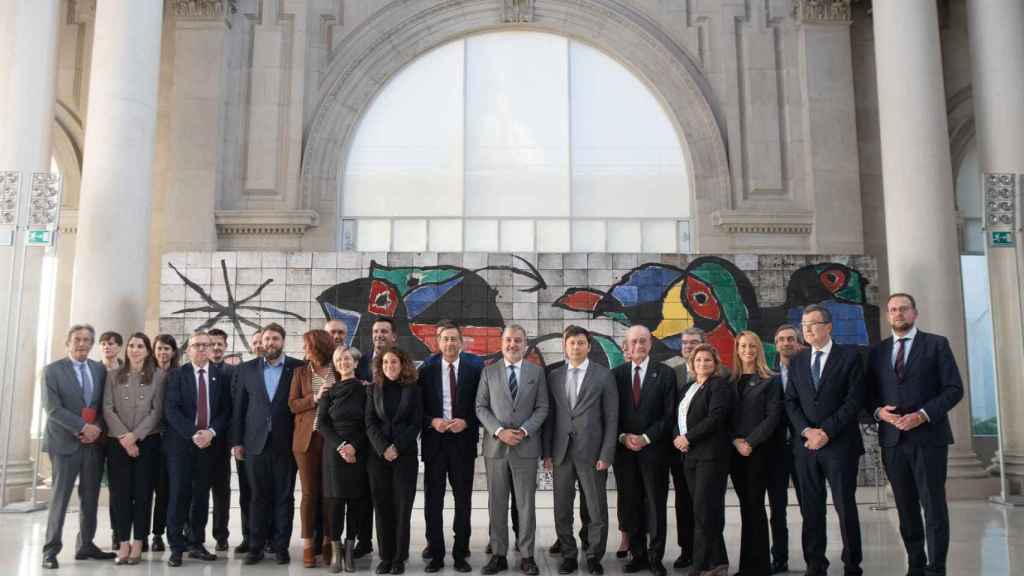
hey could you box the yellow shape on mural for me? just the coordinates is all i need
[653,279,693,339]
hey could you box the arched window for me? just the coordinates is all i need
[340,31,690,253]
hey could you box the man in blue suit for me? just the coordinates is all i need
[866,293,962,576]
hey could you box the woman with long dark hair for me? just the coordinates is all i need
[103,333,166,564]
[366,348,422,575]
[148,334,179,552]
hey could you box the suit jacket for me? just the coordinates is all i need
[419,352,483,461]
[288,363,328,454]
[475,360,549,460]
[365,380,423,458]
[103,367,167,440]
[784,343,866,456]
[731,373,783,449]
[356,353,374,382]
[674,376,735,461]
[543,362,618,466]
[866,331,963,447]
[613,359,676,447]
[43,357,107,456]
[230,355,305,455]
[164,362,233,454]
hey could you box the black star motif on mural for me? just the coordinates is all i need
[169,259,307,352]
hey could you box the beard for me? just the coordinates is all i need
[264,346,283,361]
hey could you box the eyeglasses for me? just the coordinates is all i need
[800,321,828,328]
[190,342,209,349]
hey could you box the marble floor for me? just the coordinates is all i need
[3,490,1023,575]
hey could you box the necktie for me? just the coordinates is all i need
[894,337,908,380]
[197,368,209,430]
[448,362,458,418]
[508,365,518,401]
[811,351,823,390]
[632,366,641,408]
[568,368,580,409]
[78,362,93,406]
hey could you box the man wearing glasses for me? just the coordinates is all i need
[783,305,865,576]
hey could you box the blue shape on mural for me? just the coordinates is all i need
[786,301,869,346]
[404,276,464,320]
[323,302,362,346]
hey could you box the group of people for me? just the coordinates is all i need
[40,292,962,576]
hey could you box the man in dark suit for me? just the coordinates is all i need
[163,331,233,567]
[420,321,482,573]
[228,328,262,555]
[768,324,804,574]
[231,323,305,565]
[612,325,675,576]
[866,293,962,576]
[41,325,117,569]
[205,328,234,552]
[784,304,865,576]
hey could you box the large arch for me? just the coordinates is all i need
[301,0,731,251]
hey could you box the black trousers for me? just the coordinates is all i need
[684,457,729,572]
[368,453,418,563]
[105,441,120,543]
[246,446,297,553]
[327,498,365,541]
[794,446,862,575]
[882,443,950,576]
[208,441,232,543]
[767,438,799,565]
[613,446,668,563]
[108,435,160,542]
[360,485,374,545]
[669,454,694,558]
[424,440,475,560]
[166,443,215,553]
[235,457,253,541]
[730,448,772,576]
[151,435,169,537]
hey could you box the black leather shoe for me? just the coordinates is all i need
[674,554,693,569]
[243,552,264,565]
[650,561,667,576]
[215,540,229,552]
[587,560,604,575]
[558,558,578,574]
[275,550,291,564]
[75,548,117,560]
[167,553,183,567]
[624,558,649,573]
[520,557,540,576]
[41,557,59,569]
[375,561,393,574]
[152,536,166,552]
[355,541,373,559]
[141,540,149,553]
[235,540,250,554]
[391,561,406,574]
[615,549,629,559]
[770,561,788,574]
[454,558,472,572]
[189,545,217,561]
[482,555,509,574]
[423,546,434,560]
[549,541,563,555]
[426,558,444,573]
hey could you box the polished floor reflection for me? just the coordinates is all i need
[3,493,1022,575]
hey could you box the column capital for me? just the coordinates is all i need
[169,0,236,23]
[792,0,852,24]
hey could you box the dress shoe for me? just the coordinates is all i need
[624,558,649,573]
[520,557,540,576]
[276,550,291,564]
[391,561,406,574]
[355,541,373,559]
[375,561,393,574]
[423,546,435,560]
[167,552,183,567]
[550,540,563,555]
[235,540,250,554]
[616,549,629,559]
[243,552,264,565]
[141,540,149,553]
[482,555,509,574]
[189,545,217,561]
[558,557,579,574]
[650,561,667,576]
[770,561,788,574]
[41,556,59,569]
[304,546,318,567]
[426,558,444,572]
[215,540,229,552]
[151,536,166,552]
[674,554,693,569]
[75,547,117,560]
[454,557,472,572]
[587,559,604,575]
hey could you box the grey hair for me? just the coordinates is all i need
[502,323,529,339]
[681,327,707,341]
[802,304,832,324]
[66,324,96,344]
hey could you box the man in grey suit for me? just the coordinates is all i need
[543,326,618,576]
[476,324,549,576]
[41,324,117,569]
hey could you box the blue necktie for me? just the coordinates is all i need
[508,366,518,401]
[78,362,93,406]
[811,351,823,390]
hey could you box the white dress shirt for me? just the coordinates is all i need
[891,326,918,368]
[677,381,702,436]
[809,339,833,380]
[566,359,589,407]
[442,356,460,420]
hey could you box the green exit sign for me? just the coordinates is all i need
[26,229,53,246]
[990,230,1015,247]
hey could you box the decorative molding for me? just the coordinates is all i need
[171,0,237,21]
[792,0,852,23]
[215,210,319,237]
[0,171,20,226]
[712,209,815,235]
[503,0,535,23]
[983,173,1017,228]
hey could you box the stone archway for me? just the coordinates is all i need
[300,0,731,251]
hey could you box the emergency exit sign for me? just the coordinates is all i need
[26,229,53,246]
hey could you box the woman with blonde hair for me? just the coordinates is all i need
[728,331,783,576]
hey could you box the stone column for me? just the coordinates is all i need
[872,0,994,497]
[0,0,61,505]
[70,1,164,336]
[967,0,1024,494]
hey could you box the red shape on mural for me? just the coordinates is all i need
[685,276,721,321]
[707,323,735,367]
[410,323,504,356]
[819,270,846,295]
[556,288,603,312]
[368,280,398,317]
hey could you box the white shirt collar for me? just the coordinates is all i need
[193,362,210,374]
[443,354,461,371]
[504,358,523,372]
[892,325,918,342]
[631,356,650,373]
[567,358,590,373]
[811,339,833,355]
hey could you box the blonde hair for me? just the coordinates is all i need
[731,330,775,381]
[686,344,721,380]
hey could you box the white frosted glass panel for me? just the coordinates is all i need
[429,219,463,252]
[642,220,676,252]
[465,220,499,252]
[570,41,689,219]
[392,219,428,252]
[572,220,606,252]
[464,32,570,217]
[343,41,464,217]
[356,219,391,251]
[536,220,571,253]
[500,220,535,252]
[607,221,642,252]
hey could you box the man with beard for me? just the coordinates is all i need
[767,324,803,574]
[230,328,262,554]
[231,323,304,565]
